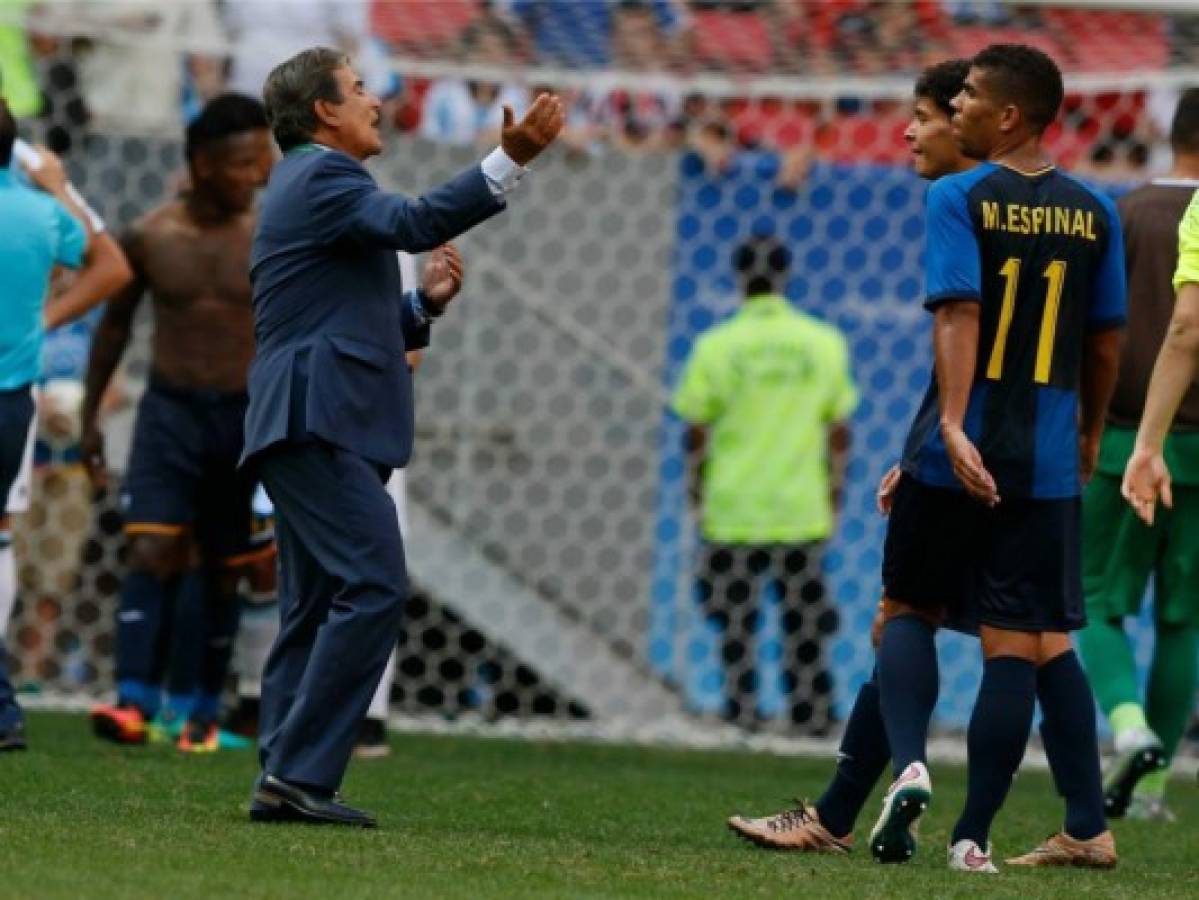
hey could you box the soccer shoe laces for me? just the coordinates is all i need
[766,800,818,833]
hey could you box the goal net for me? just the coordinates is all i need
[4,0,1195,746]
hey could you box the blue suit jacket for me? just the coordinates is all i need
[241,146,504,469]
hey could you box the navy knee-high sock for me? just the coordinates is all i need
[815,666,890,837]
[115,570,174,717]
[877,616,938,776]
[952,656,1037,847]
[1037,651,1106,840]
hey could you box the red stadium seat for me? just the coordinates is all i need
[1043,10,1168,73]
[692,10,776,73]
[370,0,484,53]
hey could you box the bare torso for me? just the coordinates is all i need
[127,199,257,393]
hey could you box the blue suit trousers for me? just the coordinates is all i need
[257,439,406,792]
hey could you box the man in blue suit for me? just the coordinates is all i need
[244,47,563,826]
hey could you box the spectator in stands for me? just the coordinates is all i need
[225,0,394,101]
[420,14,528,147]
[672,236,856,735]
[499,0,687,69]
[29,1,225,134]
[580,1,685,150]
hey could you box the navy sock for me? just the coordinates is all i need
[877,616,938,775]
[0,637,23,732]
[1037,651,1106,840]
[815,667,890,837]
[165,569,205,703]
[952,656,1037,847]
[197,585,242,718]
[115,570,173,718]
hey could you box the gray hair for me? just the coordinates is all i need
[262,47,349,151]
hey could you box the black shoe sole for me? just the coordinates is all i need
[1105,745,1167,818]
[871,789,929,864]
[0,739,26,751]
[249,789,377,828]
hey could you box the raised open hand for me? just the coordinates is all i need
[501,93,566,166]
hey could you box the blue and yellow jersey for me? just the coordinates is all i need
[902,162,1127,499]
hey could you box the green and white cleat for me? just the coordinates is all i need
[1126,794,1176,823]
[1104,727,1166,818]
[870,762,931,863]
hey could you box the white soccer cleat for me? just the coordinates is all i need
[869,761,931,863]
[948,838,998,874]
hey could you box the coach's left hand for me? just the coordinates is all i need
[422,244,465,312]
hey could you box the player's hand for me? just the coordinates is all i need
[941,424,999,506]
[24,146,69,197]
[501,93,565,166]
[421,244,464,311]
[80,426,108,494]
[1079,432,1101,485]
[876,464,902,515]
[1121,445,1172,526]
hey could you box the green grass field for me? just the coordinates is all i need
[1,713,1195,899]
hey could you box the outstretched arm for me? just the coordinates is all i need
[1123,283,1199,524]
[80,229,146,489]
[312,95,566,252]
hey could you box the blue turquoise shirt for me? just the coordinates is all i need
[901,162,1127,498]
[0,167,87,390]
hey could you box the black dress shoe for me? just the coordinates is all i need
[0,723,26,752]
[250,773,377,827]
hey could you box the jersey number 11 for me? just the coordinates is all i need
[985,258,1067,385]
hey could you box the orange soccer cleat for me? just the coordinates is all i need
[90,703,148,745]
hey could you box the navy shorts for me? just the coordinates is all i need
[0,385,35,519]
[882,473,1084,633]
[123,379,258,562]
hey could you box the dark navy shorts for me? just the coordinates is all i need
[123,378,258,562]
[0,385,35,519]
[882,473,1084,633]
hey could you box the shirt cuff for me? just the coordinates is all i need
[407,288,442,326]
[480,147,527,196]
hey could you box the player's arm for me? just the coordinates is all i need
[827,421,850,516]
[923,178,997,505]
[683,425,708,508]
[1078,328,1121,484]
[23,146,95,244]
[825,332,858,518]
[671,337,722,510]
[932,302,997,504]
[1124,195,1196,524]
[44,232,134,330]
[1123,283,1199,524]
[80,226,147,489]
[310,96,563,253]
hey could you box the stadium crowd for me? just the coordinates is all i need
[0,1,1196,177]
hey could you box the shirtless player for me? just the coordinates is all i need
[85,95,276,751]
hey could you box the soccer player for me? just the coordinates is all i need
[888,45,1123,872]
[726,58,974,851]
[84,95,276,752]
[1077,89,1199,822]
[0,98,130,750]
